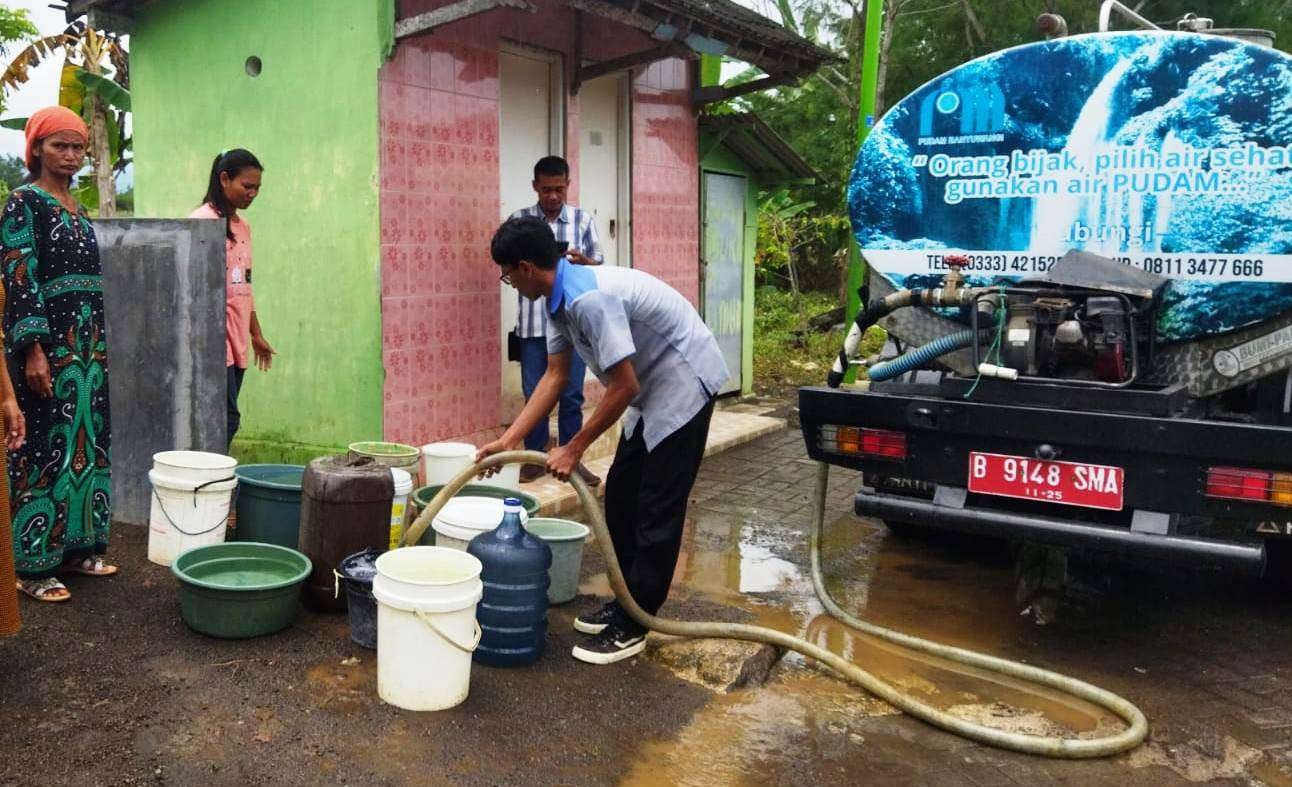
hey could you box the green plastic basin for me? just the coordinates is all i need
[347,441,420,470]
[172,542,312,639]
[233,464,305,549]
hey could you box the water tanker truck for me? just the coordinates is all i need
[799,20,1292,592]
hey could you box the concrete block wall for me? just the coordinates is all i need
[97,219,227,525]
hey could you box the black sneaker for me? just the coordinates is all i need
[571,622,647,665]
[573,601,619,635]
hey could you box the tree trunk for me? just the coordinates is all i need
[960,0,987,45]
[88,92,114,218]
[81,46,115,218]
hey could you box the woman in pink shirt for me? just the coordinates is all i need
[190,149,275,450]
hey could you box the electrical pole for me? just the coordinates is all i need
[844,0,885,381]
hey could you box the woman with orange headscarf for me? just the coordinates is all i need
[2,106,113,603]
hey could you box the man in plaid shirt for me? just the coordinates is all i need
[510,156,603,486]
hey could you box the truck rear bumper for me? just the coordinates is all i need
[856,489,1267,575]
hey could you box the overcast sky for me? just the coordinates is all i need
[0,0,72,161]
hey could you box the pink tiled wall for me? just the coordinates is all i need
[380,0,699,445]
[631,60,701,303]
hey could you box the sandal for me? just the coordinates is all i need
[63,556,119,577]
[17,577,71,603]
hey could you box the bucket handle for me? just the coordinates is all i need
[150,487,231,537]
[414,610,482,653]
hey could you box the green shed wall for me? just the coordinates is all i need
[131,0,388,462]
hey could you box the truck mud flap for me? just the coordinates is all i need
[857,490,1267,575]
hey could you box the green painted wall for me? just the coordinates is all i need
[699,135,758,397]
[131,0,388,463]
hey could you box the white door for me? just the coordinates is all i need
[499,47,563,418]
[577,73,630,267]
[703,172,746,395]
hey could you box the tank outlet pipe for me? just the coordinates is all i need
[828,287,995,387]
[407,451,1148,758]
[866,329,992,382]
[977,362,1019,380]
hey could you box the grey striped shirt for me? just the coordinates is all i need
[511,203,603,338]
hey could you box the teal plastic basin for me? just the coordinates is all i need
[172,542,312,639]
[233,464,305,549]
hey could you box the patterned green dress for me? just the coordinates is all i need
[1,185,111,579]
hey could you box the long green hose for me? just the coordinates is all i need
[402,450,1148,758]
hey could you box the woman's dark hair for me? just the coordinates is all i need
[202,148,263,239]
[491,216,560,270]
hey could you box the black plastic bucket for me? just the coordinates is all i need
[337,548,383,649]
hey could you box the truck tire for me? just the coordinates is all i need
[1265,540,1292,592]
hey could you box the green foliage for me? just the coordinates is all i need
[76,68,130,111]
[755,187,849,291]
[0,153,23,189]
[753,286,884,394]
[0,6,36,114]
[0,8,37,56]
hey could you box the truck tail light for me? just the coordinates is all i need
[1205,466,1292,507]
[822,426,907,460]
[1275,472,1292,506]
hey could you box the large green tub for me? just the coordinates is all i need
[233,464,305,549]
[172,542,312,639]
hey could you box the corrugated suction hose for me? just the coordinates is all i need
[402,451,1148,757]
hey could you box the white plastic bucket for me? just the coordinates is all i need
[420,442,475,487]
[480,462,521,492]
[388,468,414,550]
[431,497,528,551]
[421,441,521,492]
[147,452,238,566]
[153,450,237,482]
[373,547,483,711]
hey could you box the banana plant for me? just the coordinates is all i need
[1,21,130,216]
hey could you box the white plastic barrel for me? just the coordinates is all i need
[147,451,238,566]
[431,497,528,551]
[388,468,414,550]
[373,547,483,711]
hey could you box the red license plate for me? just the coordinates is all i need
[967,452,1124,511]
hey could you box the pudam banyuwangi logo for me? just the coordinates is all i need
[918,78,1006,146]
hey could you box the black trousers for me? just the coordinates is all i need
[604,398,715,628]
[227,365,246,451]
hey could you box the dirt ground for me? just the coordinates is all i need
[3,424,1292,786]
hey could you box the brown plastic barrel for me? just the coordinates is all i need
[297,455,394,612]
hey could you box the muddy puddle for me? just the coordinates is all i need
[618,511,1115,727]
[612,508,1140,780]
